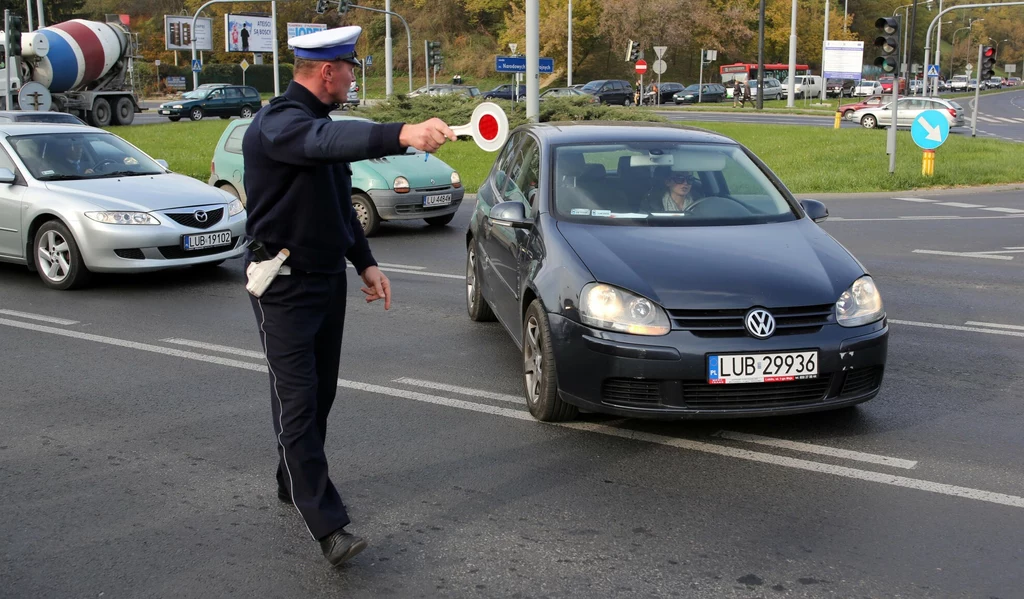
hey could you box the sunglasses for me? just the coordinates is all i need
[668,175,694,184]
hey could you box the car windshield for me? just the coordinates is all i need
[182,90,209,99]
[552,142,796,227]
[682,84,701,92]
[9,132,165,180]
[581,81,604,92]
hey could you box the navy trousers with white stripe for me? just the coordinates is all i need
[249,267,350,540]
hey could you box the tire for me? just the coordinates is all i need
[843,109,855,120]
[33,220,91,290]
[861,114,878,129]
[169,116,181,122]
[89,98,112,127]
[424,213,455,227]
[113,97,134,126]
[240,105,253,118]
[522,300,577,422]
[623,97,632,106]
[466,240,495,322]
[189,106,204,121]
[351,192,381,237]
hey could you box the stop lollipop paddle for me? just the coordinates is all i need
[423,102,509,160]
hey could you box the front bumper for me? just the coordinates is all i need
[74,208,247,273]
[157,107,186,117]
[548,314,888,420]
[367,185,465,221]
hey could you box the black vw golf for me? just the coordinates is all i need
[466,122,887,422]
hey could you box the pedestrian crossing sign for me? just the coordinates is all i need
[191,59,202,73]
[926,64,940,78]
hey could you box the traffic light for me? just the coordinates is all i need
[427,41,442,68]
[338,0,350,13]
[873,17,900,74]
[314,0,329,14]
[7,14,23,57]
[626,40,640,63]
[980,46,996,80]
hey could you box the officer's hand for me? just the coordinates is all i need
[399,118,456,153]
[360,266,391,310]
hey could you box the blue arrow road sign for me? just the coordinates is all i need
[926,64,940,78]
[495,56,554,73]
[191,59,202,73]
[911,109,950,150]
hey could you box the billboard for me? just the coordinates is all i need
[225,14,275,53]
[287,23,326,40]
[822,40,865,80]
[164,15,213,51]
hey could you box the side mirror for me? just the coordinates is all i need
[800,199,829,223]
[0,167,14,183]
[155,159,169,169]
[488,202,532,229]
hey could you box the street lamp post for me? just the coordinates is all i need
[786,0,797,107]
[567,0,572,87]
[949,26,970,79]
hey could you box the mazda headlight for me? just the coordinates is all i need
[227,198,245,216]
[451,171,461,188]
[85,211,160,225]
[579,283,670,336]
[836,276,884,327]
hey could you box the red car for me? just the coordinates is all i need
[878,76,906,94]
[841,94,903,120]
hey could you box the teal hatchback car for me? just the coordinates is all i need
[209,116,464,235]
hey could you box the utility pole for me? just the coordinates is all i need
[786,0,797,107]
[757,0,765,110]
[525,0,538,121]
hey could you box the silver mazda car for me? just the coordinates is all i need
[0,124,246,290]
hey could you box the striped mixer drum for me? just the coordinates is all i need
[33,20,129,93]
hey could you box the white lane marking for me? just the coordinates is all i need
[393,377,525,405]
[380,267,464,280]
[899,215,960,220]
[964,321,1024,332]
[3,317,1024,510]
[891,319,1024,339]
[827,215,1024,223]
[911,249,1014,260]
[0,309,78,325]
[715,430,918,469]
[935,202,985,208]
[892,197,937,203]
[971,249,1024,255]
[564,421,1024,509]
[981,207,1024,214]
[161,338,266,359]
[348,261,426,271]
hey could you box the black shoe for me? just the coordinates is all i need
[319,529,367,567]
[277,487,291,503]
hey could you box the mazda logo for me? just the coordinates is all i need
[194,210,208,223]
[745,308,776,339]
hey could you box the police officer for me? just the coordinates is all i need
[242,25,455,567]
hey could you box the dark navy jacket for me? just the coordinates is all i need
[242,81,405,273]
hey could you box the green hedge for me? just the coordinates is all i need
[135,62,294,95]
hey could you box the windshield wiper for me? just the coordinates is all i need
[37,174,85,181]
[96,170,155,178]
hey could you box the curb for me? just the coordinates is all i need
[795,183,1024,200]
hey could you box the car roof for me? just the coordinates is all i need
[0,123,104,135]
[517,121,739,146]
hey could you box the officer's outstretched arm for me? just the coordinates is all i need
[260,108,405,166]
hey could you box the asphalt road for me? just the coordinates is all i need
[2,188,1023,598]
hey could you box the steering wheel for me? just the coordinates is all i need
[682,195,752,216]
[89,158,121,172]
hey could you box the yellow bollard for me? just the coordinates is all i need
[834,111,842,129]
[922,150,935,177]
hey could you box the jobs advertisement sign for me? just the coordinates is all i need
[164,15,213,51]
[287,23,326,40]
[225,14,275,53]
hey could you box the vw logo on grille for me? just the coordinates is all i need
[194,210,208,223]
[745,308,776,339]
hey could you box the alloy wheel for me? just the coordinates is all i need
[38,230,71,283]
[523,315,543,405]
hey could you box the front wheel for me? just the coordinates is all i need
[189,107,204,121]
[34,220,91,290]
[169,116,181,122]
[352,192,381,237]
[843,109,855,120]
[424,213,455,227]
[861,114,878,129]
[523,300,578,422]
[240,105,253,118]
[466,241,494,322]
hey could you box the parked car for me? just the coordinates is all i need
[579,80,634,105]
[781,75,823,99]
[949,75,969,91]
[343,81,360,108]
[0,124,246,289]
[841,94,896,120]
[465,121,887,421]
[907,79,925,95]
[1006,77,1021,87]
[158,85,262,122]
[748,78,783,100]
[969,78,980,90]
[0,111,86,125]
[407,84,481,98]
[853,97,965,130]
[878,76,906,94]
[852,80,884,97]
[483,84,527,101]
[209,115,464,236]
[825,78,856,98]
[643,82,686,105]
[673,83,727,104]
[539,87,599,103]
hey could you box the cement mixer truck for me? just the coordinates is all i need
[1,19,142,126]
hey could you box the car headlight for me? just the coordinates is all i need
[85,211,160,225]
[836,276,884,327]
[579,283,670,336]
[227,198,244,216]
[450,171,461,188]
[172,105,183,109]
[394,176,410,193]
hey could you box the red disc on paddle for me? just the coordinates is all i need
[479,114,499,141]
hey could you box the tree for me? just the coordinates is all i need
[500,0,602,82]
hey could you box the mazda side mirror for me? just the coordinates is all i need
[800,199,829,223]
[489,202,532,229]
[155,159,169,169]
[0,167,14,183]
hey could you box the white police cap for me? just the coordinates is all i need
[289,25,361,65]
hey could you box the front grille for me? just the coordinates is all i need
[602,378,662,405]
[158,237,239,259]
[114,248,144,260]
[415,185,451,193]
[394,203,456,215]
[667,304,834,337]
[165,208,224,230]
[681,376,833,410]
[840,367,884,397]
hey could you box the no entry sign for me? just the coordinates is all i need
[635,59,648,74]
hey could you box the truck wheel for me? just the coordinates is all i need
[89,98,112,127]
[240,105,253,118]
[113,97,134,126]
[190,107,204,121]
